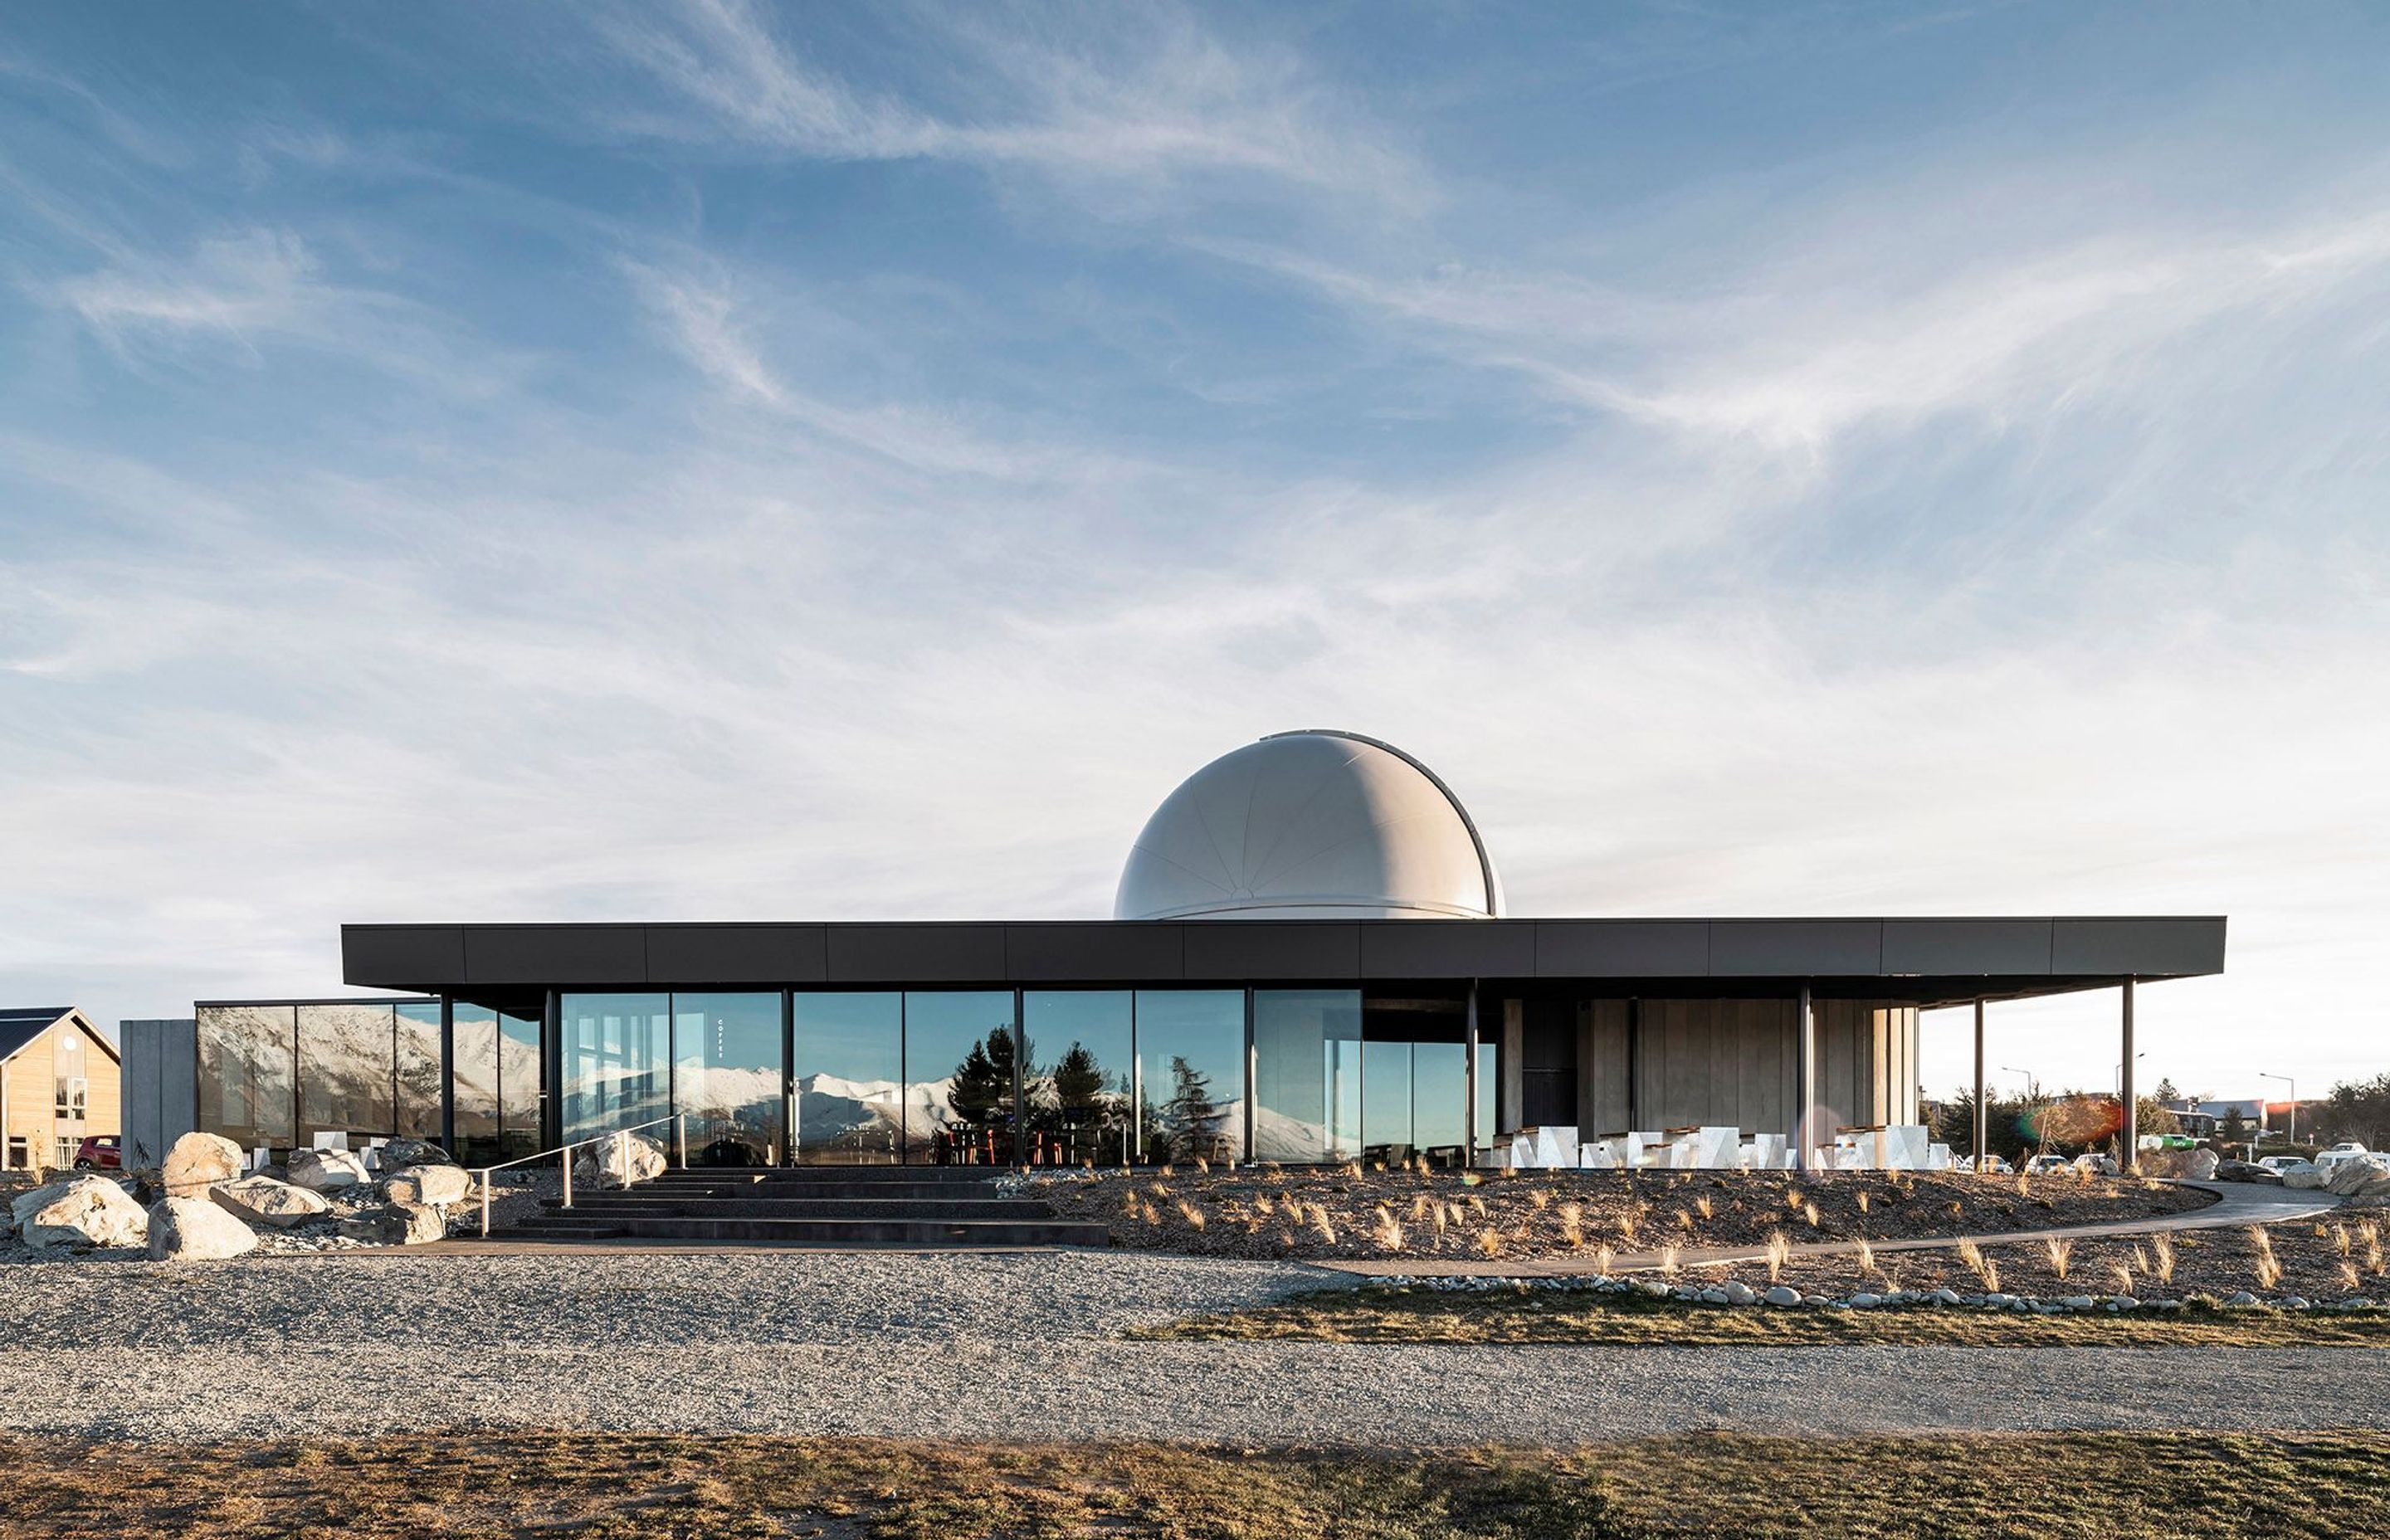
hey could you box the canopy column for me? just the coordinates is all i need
[2119,978,2138,1168]
[1793,983,1816,1172]
[1972,999,1987,1170]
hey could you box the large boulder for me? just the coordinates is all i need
[378,1138,456,1171]
[2285,1167,2329,1190]
[2327,1155,2390,1196]
[339,1201,446,1245]
[385,1165,472,1208]
[573,1131,667,1191]
[12,1176,148,1252]
[161,1132,243,1197]
[286,1148,368,1193]
[2183,1148,2220,1181]
[211,1176,331,1230]
[148,1196,258,1260]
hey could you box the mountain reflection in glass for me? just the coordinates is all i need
[1135,990,1245,1163]
[791,992,902,1164]
[1023,992,1139,1165]
[559,993,671,1143]
[903,991,1019,1165]
[673,992,783,1166]
[1253,990,1363,1162]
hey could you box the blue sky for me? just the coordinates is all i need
[3,1,2386,1102]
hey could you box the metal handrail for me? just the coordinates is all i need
[476,1113,685,1238]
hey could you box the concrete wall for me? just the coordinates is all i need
[119,1017,198,1170]
[1511,996,1922,1139]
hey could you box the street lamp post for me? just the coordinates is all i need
[2261,1073,2296,1150]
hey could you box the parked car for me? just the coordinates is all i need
[2257,1155,2307,1173]
[1956,1153,2013,1174]
[72,1134,120,1171]
[2024,1154,2072,1175]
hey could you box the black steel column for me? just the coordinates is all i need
[1462,981,1480,1166]
[1242,988,1256,1165]
[438,996,456,1155]
[1972,999,1987,1170]
[2120,978,2137,1169]
[781,990,796,1167]
[541,991,562,1153]
[1012,988,1027,1170]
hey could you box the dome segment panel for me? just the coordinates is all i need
[1114,732,1502,921]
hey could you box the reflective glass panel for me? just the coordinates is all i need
[1253,989,1363,1162]
[394,1002,443,1140]
[450,1002,502,1163]
[297,1003,398,1143]
[674,992,783,1167]
[1134,990,1245,1163]
[1024,991,1137,1166]
[904,992,1019,1165]
[498,1008,544,1159]
[197,1005,295,1150]
[1362,996,1470,1167]
[559,993,671,1142]
[792,992,901,1165]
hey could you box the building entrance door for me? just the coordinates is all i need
[671,993,786,1167]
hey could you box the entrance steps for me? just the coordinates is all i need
[487,1164,1112,1248]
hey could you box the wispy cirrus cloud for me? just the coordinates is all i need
[596,0,1423,207]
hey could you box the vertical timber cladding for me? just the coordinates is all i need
[1576,1000,1632,1136]
[1628,998,1919,1134]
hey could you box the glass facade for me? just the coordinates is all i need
[904,991,1019,1165]
[1138,990,1246,1163]
[394,1002,442,1138]
[186,984,1493,1168]
[1024,991,1138,1165]
[1253,989,1363,1162]
[674,992,783,1167]
[197,1005,296,1152]
[559,993,671,1143]
[792,992,901,1164]
[1361,996,1471,1166]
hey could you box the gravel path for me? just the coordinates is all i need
[8,1249,2390,1444]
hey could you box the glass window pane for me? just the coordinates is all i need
[793,992,901,1165]
[1363,996,1470,1168]
[395,1002,444,1141]
[1024,991,1137,1166]
[1254,989,1362,1163]
[560,993,671,1142]
[449,1002,502,1163]
[1134,990,1245,1164]
[197,1005,295,1152]
[904,992,1019,1165]
[296,1004,398,1143]
[674,992,783,1167]
[498,1008,544,1160]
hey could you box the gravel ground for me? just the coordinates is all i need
[6,1249,2390,1444]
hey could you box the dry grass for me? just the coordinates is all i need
[5,1431,2383,1540]
[1147,1285,2390,1348]
[1041,1167,2206,1264]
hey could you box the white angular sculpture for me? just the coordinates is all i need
[1885,1125,1930,1171]
[1694,1127,1739,1168]
[1530,1127,1579,1168]
[1747,1133,1787,1170]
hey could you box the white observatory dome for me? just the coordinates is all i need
[1114,731,1504,921]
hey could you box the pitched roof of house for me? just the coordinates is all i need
[0,1007,119,1066]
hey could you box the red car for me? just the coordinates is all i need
[72,1135,120,1171]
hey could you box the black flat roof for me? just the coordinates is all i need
[343,916,2224,1008]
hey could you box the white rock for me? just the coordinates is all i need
[2183,1148,2219,1181]
[2062,1295,2097,1311]
[2225,1291,2260,1307]
[2285,1169,2329,1191]
[161,1132,242,1197]
[1722,1280,1758,1305]
[1698,1289,1729,1305]
[1847,1293,1881,1309]
[378,1138,456,1170]
[1932,1289,1962,1306]
[12,1177,148,1252]
[386,1165,471,1207]
[148,1196,258,1260]
[1763,1285,1802,1307]
[286,1148,368,1192]
[573,1131,668,1191]
[211,1176,331,1230]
